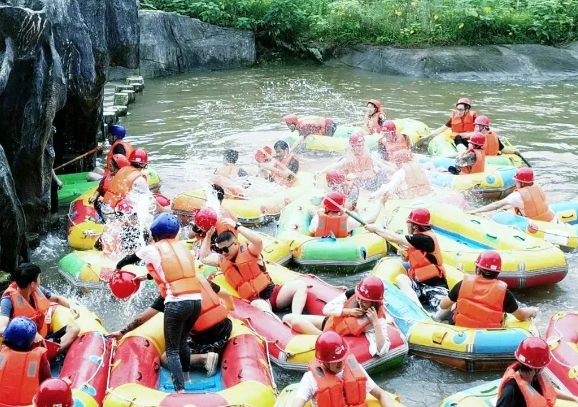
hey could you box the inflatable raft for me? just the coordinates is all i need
[274,383,405,407]
[544,311,578,396]
[381,201,568,289]
[200,262,409,373]
[491,202,578,251]
[418,156,518,200]
[371,257,538,372]
[440,379,578,407]
[67,187,104,250]
[103,314,277,407]
[173,171,316,227]
[59,232,292,290]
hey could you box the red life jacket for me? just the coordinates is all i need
[454,275,508,328]
[407,230,446,282]
[309,354,368,407]
[315,213,349,238]
[192,275,228,333]
[219,243,272,301]
[498,363,557,407]
[2,284,51,337]
[324,296,385,337]
[0,346,47,407]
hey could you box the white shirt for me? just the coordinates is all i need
[136,245,202,303]
[322,293,391,357]
[309,215,361,235]
[504,191,557,223]
[295,366,376,407]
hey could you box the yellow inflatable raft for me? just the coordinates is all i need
[103,314,276,407]
[380,201,568,289]
[371,257,538,372]
[173,171,316,226]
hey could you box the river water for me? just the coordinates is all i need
[34,65,578,406]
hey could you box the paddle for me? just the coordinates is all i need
[323,194,368,226]
[514,152,532,167]
[54,145,104,170]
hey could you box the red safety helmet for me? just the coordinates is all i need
[323,192,345,212]
[109,270,141,300]
[475,250,501,273]
[282,114,299,125]
[33,378,73,407]
[255,146,273,163]
[349,133,365,145]
[391,149,413,164]
[326,170,346,185]
[381,120,397,134]
[115,199,133,214]
[355,276,385,302]
[367,99,382,111]
[474,115,490,127]
[111,154,130,169]
[194,207,218,232]
[407,208,431,226]
[129,149,148,165]
[514,167,534,183]
[514,337,552,369]
[456,98,472,108]
[315,331,349,363]
[469,132,486,147]
[154,193,171,207]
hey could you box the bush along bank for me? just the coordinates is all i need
[140,0,578,54]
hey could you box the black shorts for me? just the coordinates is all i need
[46,325,69,343]
[410,278,449,309]
[188,318,233,355]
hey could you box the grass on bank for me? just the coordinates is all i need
[140,0,578,48]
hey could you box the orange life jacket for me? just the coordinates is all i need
[106,141,134,168]
[102,166,145,208]
[315,213,349,238]
[272,154,299,187]
[99,172,114,195]
[515,185,556,222]
[460,149,485,175]
[378,134,409,159]
[2,284,51,337]
[0,346,47,407]
[309,355,368,407]
[192,275,228,333]
[484,131,500,156]
[342,155,375,180]
[297,116,327,136]
[450,111,476,135]
[398,163,432,199]
[146,240,201,298]
[454,275,508,329]
[407,230,446,282]
[498,364,557,407]
[324,296,386,337]
[219,243,272,301]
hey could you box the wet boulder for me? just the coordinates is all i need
[139,10,255,78]
[327,44,578,81]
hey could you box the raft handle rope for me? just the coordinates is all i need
[72,330,109,392]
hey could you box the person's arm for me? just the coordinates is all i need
[555,387,578,403]
[316,158,346,177]
[0,298,10,336]
[291,372,314,407]
[364,225,412,248]
[496,380,519,407]
[366,311,389,356]
[108,307,160,339]
[322,291,362,317]
[116,253,141,269]
[47,292,80,319]
[52,169,63,189]
[199,227,222,266]
[466,198,511,215]
[512,306,538,321]
[369,386,396,407]
[210,280,234,310]
[221,218,264,255]
[439,283,460,310]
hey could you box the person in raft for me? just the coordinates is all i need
[88,124,134,180]
[434,251,538,327]
[443,132,486,175]
[363,99,387,135]
[211,149,250,197]
[0,317,52,407]
[284,276,390,358]
[365,208,449,309]
[257,140,300,187]
[199,217,308,316]
[418,97,477,151]
[283,114,337,137]
[375,120,411,163]
[34,378,75,407]
[108,273,235,377]
[115,213,202,393]
[292,331,396,407]
[472,115,519,156]
[324,170,360,211]
[88,153,131,213]
[467,167,558,223]
[496,337,578,407]
[308,192,382,238]
[0,263,81,355]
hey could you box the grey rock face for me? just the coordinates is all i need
[139,10,255,78]
[328,44,578,81]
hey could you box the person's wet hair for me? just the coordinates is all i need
[211,184,225,203]
[224,149,239,164]
[13,263,41,288]
[274,140,289,151]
